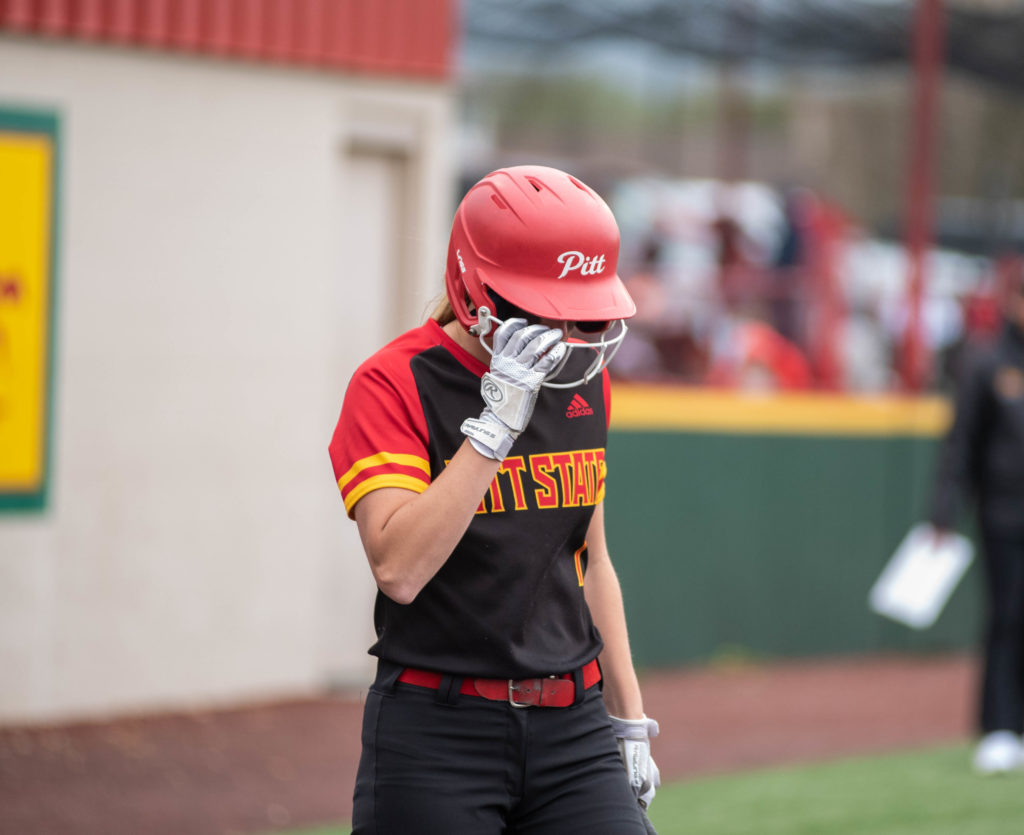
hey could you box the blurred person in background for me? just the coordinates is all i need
[613,236,670,379]
[711,209,756,315]
[616,234,708,381]
[329,166,660,833]
[699,198,808,391]
[769,187,810,349]
[705,313,814,391]
[935,287,1002,394]
[929,260,1024,775]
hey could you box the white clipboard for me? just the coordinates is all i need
[868,523,974,630]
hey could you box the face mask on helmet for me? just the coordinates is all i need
[444,165,637,387]
[469,292,629,390]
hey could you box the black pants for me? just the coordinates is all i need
[979,528,1024,734]
[351,662,650,834]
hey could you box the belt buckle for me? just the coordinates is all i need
[508,678,533,708]
[509,675,561,708]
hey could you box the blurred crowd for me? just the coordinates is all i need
[609,179,1015,394]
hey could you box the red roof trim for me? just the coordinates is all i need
[0,0,454,80]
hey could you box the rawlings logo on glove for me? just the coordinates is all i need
[609,714,661,810]
[481,378,504,404]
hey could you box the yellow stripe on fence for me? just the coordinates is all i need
[609,384,953,438]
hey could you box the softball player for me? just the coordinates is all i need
[329,165,660,833]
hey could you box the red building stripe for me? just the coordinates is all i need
[38,0,69,34]
[138,0,170,47]
[73,0,104,38]
[322,0,353,69]
[233,0,265,59]
[106,0,137,42]
[203,0,234,55]
[292,0,325,65]
[0,0,452,79]
[2,0,36,29]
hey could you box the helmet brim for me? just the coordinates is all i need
[478,266,637,323]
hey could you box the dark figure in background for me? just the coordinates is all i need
[930,269,1024,774]
[711,213,749,313]
[770,189,808,347]
[621,236,707,381]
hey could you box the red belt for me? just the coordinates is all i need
[397,658,601,708]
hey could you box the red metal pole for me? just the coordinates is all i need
[901,0,945,392]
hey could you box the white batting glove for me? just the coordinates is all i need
[461,318,566,460]
[609,714,661,809]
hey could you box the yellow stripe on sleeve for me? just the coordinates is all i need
[338,451,431,492]
[343,473,430,515]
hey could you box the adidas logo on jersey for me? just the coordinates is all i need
[566,394,594,419]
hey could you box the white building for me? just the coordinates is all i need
[0,0,457,723]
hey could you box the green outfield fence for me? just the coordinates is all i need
[605,386,980,667]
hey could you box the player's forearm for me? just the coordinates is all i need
[585,556,645,719]
[359,440,501,604]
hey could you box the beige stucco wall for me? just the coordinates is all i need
[0,36,454,722]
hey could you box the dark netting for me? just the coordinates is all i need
[464,0,1024,96]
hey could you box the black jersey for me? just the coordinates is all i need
[931,323,1024,536]
[329,320,610,678]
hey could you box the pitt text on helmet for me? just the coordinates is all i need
[556,250,607,280]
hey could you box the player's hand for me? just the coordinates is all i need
[929,524,951,548]
[484,318,566,430]
[609,714,661,809]
[461,318,565,460]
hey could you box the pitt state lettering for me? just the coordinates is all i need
[448,448,607,514]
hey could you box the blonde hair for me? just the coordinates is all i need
[429,290,456,325]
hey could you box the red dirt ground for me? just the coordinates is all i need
[0,653,977,835]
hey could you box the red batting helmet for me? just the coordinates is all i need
[444,166,637,332]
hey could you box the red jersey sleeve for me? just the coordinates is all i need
[602,367,612,430]
[329,351,431,519]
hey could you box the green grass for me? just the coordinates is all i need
[648,744,1023,835]
[275,743,1024,835]
[273,829,348,835]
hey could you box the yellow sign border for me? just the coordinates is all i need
[0,107,60,511]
